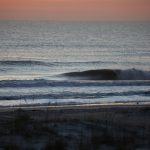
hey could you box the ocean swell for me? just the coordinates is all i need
[0,60,53,66]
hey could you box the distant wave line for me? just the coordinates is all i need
[0,60,150,67]
[0,60,54,66]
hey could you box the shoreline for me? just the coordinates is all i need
[0,101,150,112]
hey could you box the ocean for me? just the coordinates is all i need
[0,21,150,106]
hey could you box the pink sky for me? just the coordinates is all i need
[0,0,150,20]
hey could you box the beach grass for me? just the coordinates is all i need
[0,104,150,150]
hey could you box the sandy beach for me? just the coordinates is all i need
[0,104,150,150]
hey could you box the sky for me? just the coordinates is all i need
[0,0,150,20]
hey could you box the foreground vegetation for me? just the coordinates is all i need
[0,105,150,150]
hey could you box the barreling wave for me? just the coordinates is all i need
[63,69,150,80]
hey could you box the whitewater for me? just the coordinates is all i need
[0,21,150,106]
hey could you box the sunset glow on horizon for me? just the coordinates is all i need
[0,0,150,20]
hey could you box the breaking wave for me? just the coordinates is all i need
[0,90,149,100]
[63,69,150,80]
[0,79,150,88]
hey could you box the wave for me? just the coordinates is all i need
[0,79,150,88]
[0,60,113,67]
[63,69,150,80]
[0,60,54,66]
[0,90,149,100]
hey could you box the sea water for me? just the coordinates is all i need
[0,21,150,106]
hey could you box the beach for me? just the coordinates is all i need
[0,0,150,149]
[0,104,150,150]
